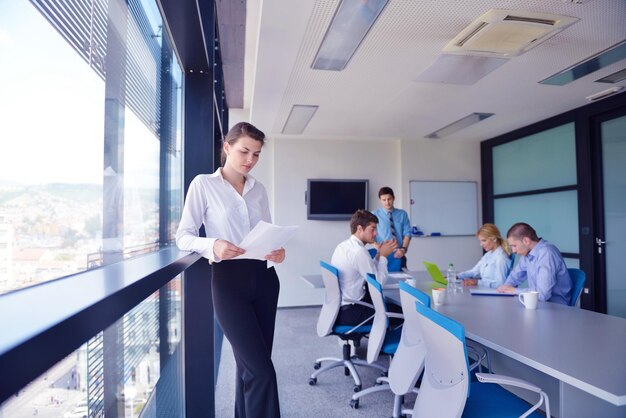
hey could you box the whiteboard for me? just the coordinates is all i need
[409,181,478,236]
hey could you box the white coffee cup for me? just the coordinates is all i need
[432,288,446,306]
[406,278,417,287]
[518,291,539,310]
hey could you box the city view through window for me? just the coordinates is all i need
[0,1,184,416]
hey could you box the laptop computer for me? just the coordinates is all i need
[469,288,518,296]
[422,261,448,286]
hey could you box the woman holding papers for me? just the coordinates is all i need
[458,223,512,289]
[176,122,284,418]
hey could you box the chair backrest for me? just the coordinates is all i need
[317,261,342,337]
[412,303,470,418]
[567,268,586,307]
[368,248,401,272]
[365,273,389,364]
[388,281,428,395]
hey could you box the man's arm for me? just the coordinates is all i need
[497,260,526,293]
[533,265,556,301]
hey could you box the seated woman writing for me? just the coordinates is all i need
[459,223,512,288]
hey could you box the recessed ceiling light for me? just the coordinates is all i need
[596,68,626,84]
[282,105,319,135]
[585,86,624,102]
[415,54,507,85]
[311,0,388,71]
[540,40,626,86]
[426,113,494,139]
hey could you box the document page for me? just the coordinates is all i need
[234,220,299,261]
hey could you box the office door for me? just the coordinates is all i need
[594,111,626,317]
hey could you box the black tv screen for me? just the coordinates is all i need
[307,179,368,220]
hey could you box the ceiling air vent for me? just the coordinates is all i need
[444,9,578,57]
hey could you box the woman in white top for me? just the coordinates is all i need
[176,122,284,418]
[459,223,512,289]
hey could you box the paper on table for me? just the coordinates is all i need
[388,272,412,280]
[234,220,299,262]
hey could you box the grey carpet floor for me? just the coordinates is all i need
[214,306,416,418]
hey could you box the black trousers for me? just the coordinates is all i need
[335,286,403,327]
[212,259,281,418]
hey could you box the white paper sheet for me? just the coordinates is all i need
[234,220,299,262]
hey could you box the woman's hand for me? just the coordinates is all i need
[393,248,406,258]
[463,278,478,286]
[214,239,245,260]
[265,247,286,264]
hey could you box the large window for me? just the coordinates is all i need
[489,123,579,263]
[0,0,183,294]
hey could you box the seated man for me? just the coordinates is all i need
[331,209,401,326]
[497,222,572,305]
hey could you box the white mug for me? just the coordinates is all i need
[432,288,446,306]
[518,291,539,310]
[406,278,417,287]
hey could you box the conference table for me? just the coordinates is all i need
[300,271,626,418]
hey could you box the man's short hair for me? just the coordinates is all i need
[507,222,540,242]
[350,209,378,234]
[378,187,395,199]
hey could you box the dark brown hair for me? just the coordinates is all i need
[221,122,266,166]
[507,222,540,242]
[378,186,395,199]
[350,209,379,234]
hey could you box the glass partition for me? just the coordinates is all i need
[493,123,576,195]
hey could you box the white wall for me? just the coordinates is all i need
[251,135,483,307]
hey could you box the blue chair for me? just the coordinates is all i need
[412,303,550,418]
[567,268,586,307]
[309,261,386,392]
[367,247,402,272]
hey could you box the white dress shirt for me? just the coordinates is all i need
[331,235,389,305]
[458,246,512,288]
[175,169,271,263]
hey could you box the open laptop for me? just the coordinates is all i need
[470,288,518,296]
[422,261,448,286]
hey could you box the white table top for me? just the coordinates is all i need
[300,271,626,406]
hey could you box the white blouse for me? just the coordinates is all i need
[458,246,512,288]
[175,168,271,263]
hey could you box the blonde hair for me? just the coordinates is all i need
[477,223,511,256]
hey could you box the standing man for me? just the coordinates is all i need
[496,222,572,305]
[372,187,411,270]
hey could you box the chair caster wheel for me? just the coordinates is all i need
[353,384,361,392]
[308,378,317,386]
[313,362,321,370]
[350,399,359,409]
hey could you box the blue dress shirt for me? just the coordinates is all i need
[372,207,411,245]
[504,239,572,305]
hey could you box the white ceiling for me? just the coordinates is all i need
[244,0,626,143]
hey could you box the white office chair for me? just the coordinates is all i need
[349,273,404,409]
[413,302,550,418]
[385,280,430,417]
[309,261,386,392]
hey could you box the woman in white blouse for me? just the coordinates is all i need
[459,223,512,289]
[176,122,285,418]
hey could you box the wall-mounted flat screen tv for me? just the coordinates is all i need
[307,179,368,220]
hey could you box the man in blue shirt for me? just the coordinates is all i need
[372,187,411,270]
[497,222,572,305]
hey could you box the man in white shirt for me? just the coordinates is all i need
[331,210,400,326]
